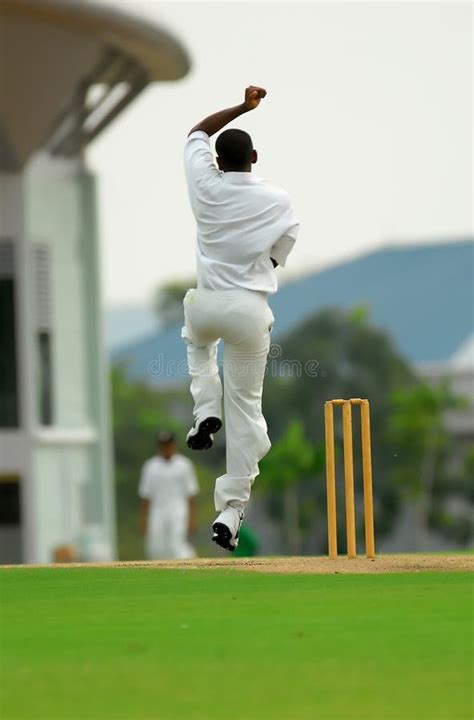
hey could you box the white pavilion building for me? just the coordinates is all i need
[0,0,189,563]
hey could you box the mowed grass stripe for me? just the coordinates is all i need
[1,569,472,720]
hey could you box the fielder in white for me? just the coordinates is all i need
[182,86,299,551]
[138,431,199,559]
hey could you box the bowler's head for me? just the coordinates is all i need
[216,129,257,172]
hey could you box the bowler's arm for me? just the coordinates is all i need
[270,224,299,269]
[188,86,267,137]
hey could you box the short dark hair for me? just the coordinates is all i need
[157,430,176,445]
[216,129,253,170]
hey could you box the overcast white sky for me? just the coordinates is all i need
[87,1,472,307]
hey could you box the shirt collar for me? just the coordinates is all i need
[221,171,260,183]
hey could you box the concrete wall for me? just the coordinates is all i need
[0,156,116,563]
[25,153,116,562]
[0,171,36,562]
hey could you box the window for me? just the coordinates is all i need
[0,475,22,565]
[0,240,18,427]
[0,476,21,525]
[34,244,53,426]
[37,330,53,425]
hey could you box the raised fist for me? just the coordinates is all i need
[244,85,267,110]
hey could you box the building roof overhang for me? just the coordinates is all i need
[0,0,190,168]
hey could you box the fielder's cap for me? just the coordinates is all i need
[157,429,176,445]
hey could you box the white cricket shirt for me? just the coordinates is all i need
[184,130,299,294]
[138,454,199,519]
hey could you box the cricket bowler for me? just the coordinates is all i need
[182,86,299,551]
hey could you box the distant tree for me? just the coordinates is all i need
[111,365,216,559]
[388,383,471,548]
[259,420,324,553]
[111,366,180,558]
[430,444,474,545]
[153,279,195,328]
[263,307,415,551]
[264,307,413,438]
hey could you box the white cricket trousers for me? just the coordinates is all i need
[182,288,274,512]
[145,507,195,560]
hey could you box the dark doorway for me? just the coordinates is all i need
[0,475,22,564]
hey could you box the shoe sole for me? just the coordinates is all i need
[187,417,222,451]
[212,522,236,552]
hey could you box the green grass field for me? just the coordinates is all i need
[1,567,472,720]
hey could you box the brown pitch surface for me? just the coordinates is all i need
[2,554,472,573]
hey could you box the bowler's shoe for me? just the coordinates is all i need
[186,417,222,450]
[212,506,244,552]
